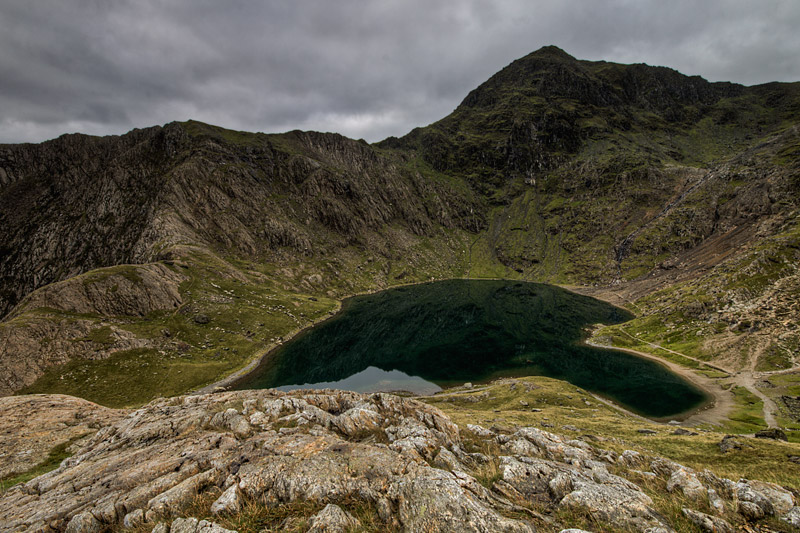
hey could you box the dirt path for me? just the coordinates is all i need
[594,329,785,428]
[585,339,734,426]
[614,327,734,374]
[586,290,782,429]
[738,355,780,428]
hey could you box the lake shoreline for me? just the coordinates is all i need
[199,277,728,426]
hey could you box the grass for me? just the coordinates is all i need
[82,325,116,345]
[121,491,394,533]
[722,387,768,434]
[13,225,484,408]
[426,376,800,487]
[0,435,85,492]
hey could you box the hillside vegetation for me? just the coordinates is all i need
[0,46,798,435]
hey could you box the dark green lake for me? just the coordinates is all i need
[234,280,707,418]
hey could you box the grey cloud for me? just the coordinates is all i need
[0,0,798,144]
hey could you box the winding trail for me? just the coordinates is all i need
[741,356,780,428]
[601,326,781,428]
[585,338,735,426]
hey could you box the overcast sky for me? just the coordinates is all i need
[1,0,798,144]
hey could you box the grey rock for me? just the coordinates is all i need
[148,469,223,514]
[500,456,664,532]
[65,511,103,533]
[390,466,534,532]
[503,427,592,464]
[210,408,251,437]
[307,504,360,533]
[737,501,765,520]
[559,480,664,532]
[433,446,467,472]
[210,484,240,515]
[743,479,795,515]
[466,423,494,438]
[332,406,383,437]
[649,458,685,478]
[170,518,200,533]
[782,506,800,527]
[666,469,706,501]
[151,523,169,533]
[718,435,743,453]
[707,488,725,515]
[681,508,733,533]
[618,450,647,469]
[697,470,736,500]
[123,508,145,528]
[754,428,788,441]
[170,517,238,533]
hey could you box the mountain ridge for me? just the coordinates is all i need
[0,47,798,434]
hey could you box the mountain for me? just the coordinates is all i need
[0,46,798,429]
[2,44,800,533]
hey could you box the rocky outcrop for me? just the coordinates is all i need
[0,394,124,479]
[0,316,154,396]
[0,262,186,395]
[0,121,482,320]
[0,391,526,531]
[0,389,795,532]
[11,263,186,319]
[306,504,361,532]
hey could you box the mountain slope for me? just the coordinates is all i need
[0,122,481,399]
[0,46,798,422]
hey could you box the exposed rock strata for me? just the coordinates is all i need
[0,394,124,479]
[0,390,797,532]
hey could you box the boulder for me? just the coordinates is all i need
[754,428,788,441]
[718,435,743,453]
[466,423,495,438]
[666,469,706,501]
[707,488,725,515]
[307,504,361,533]
[65,512,103,533]
[681,508,733,533]
[169,517,237,533]
[737,501,765,520]
[745,479,795,515]
[210,484,241,515]
[123,508,145,528]
[389,466,534,532]
[332,406,383,437]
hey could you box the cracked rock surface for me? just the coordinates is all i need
[0,389,797,532]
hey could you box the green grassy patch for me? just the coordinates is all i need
[426,376,800,487]
[0,435,85,492]
[82,325,115,345]
[721,386,767,434]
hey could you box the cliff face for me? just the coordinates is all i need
[0,46,798,408]
[0,122,482,318]
[0,127,179,317]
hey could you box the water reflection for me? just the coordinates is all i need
[235,280,707,418]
